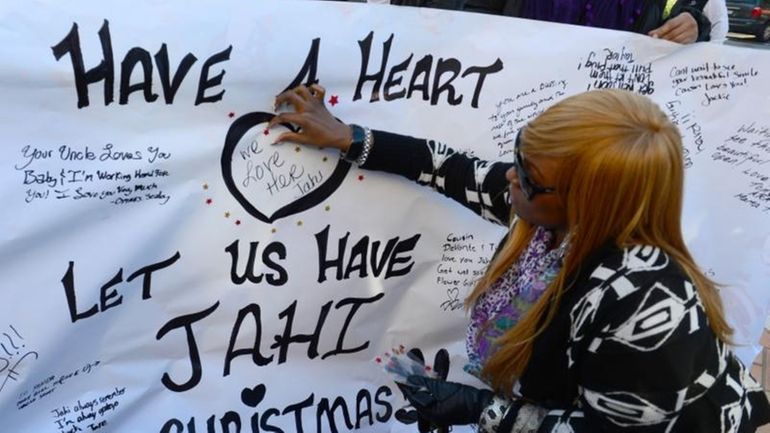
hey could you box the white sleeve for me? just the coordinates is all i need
[704,0,729,42]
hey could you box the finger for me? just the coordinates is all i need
[406,374,431,388]
[647,26,662,39]
[649,25,671,39]
[659,15,694,41]
[273,89,294,104]
[433,349,450,381]
[648,19,677,39]
[309,84,326,102]
[678,33,697,44]
[267,112,303,130]
[272,131,300,145]
[402,387,434,408]
[274,91,308,112]
[656,22,691,43]
[273,131,321,146]
[666,23,697,43]
[396,381,414,391]
[668,28,695,44]
[661,15,694,40]
[396,382,418,397]
[416,376,454,398]
[293,85,313,101]
[405,376,450,402]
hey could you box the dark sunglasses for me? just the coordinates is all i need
[514,129,556,201]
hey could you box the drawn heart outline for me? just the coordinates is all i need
[221,111,350,223]
[240,383,266,408]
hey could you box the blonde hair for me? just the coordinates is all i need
[465,89,732,393]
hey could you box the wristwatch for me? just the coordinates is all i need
[342,124,373,166]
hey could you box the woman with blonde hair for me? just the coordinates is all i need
[269,86,770,432]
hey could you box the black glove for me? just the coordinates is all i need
[394,348,450,433]
[401,375,495,428]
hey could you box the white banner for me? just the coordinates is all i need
[1,1,769,432]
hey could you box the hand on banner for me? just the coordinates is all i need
[270,85,353,151]
[648,12,698,44]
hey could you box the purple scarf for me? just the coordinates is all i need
[465,226,569,379]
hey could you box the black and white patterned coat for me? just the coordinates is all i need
[364,130,770,432]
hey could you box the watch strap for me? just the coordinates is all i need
[342,124,373,166]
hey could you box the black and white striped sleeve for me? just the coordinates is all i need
[361,130,512,225]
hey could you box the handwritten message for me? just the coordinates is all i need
[236,129,326,199]
[711,122,770,213]
[16,144,172,206]
[16,360,101,410]
[579,46,654,95]
[436,232,497,311]
[1,325,38,395]
[664,99,705,168]
[488,79,568,158]
[669,62,759,107]
[225,121,343,221]
[50,387,125,433]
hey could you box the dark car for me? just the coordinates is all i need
[727,0,770,42]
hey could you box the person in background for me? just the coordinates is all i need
[268,84,770,432]
[462,0,728,42]
[375,0,713,43]
[704,0,729,42]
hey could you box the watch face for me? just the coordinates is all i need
[344,124,366,163]
[350,124,366,145]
